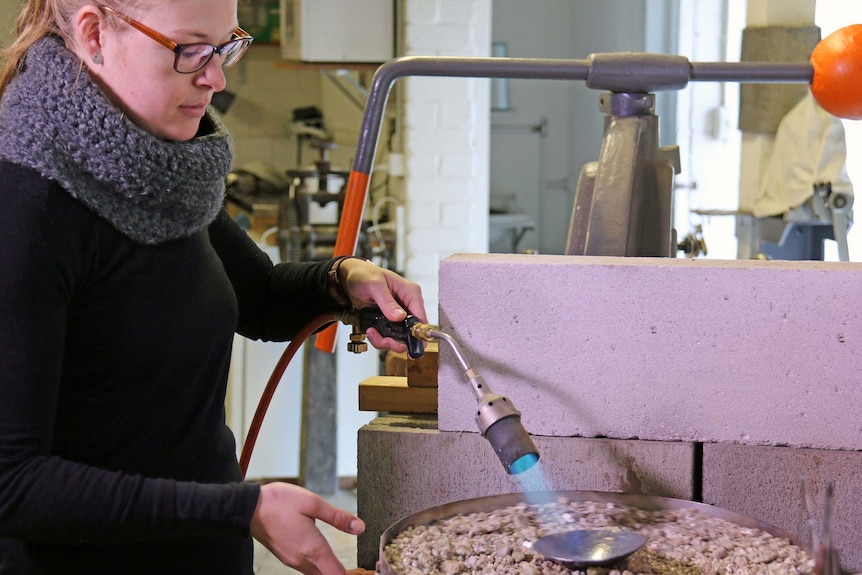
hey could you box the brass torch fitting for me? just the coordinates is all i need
[347,329,368,353]
[410,322,437,342]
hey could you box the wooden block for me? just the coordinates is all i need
[383,350,408,376]
[408,342,438,387]
[358,376,437,414]
[382,343,438,388]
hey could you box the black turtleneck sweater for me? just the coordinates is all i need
[0,162,340,574]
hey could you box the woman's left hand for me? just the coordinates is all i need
[337,258,427,352]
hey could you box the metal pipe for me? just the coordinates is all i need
[354,56,591,175]
[351,55,814,175]
[424,328,470,372]
[690,61,813,83]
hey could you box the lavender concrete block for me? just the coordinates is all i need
[437,254,862,450]
[703,443,862,572]
[356,414,694,569]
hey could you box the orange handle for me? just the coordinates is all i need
[315,171,371,353]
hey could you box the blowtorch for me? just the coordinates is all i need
[338,307,540,475]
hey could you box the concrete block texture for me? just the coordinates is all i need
[437,254,862,450]
[356,415,695,569]
[703,443,862,572]
[738,26,821,134]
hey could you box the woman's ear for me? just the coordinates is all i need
[70,5,105,66]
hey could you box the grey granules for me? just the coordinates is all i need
[384,498,813,575]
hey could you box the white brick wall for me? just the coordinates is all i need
[402,0,492,323]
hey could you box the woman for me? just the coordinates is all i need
[0,0,424,573]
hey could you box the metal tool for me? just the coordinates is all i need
[411,322,539,475]
[339,307,539,474]
[533,529,647,569]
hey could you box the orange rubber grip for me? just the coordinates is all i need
[315,171,371,353]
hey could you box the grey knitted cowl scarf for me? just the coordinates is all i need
[0,36,233,245]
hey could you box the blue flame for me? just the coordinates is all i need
[509,452,540,475]
[514,459,552,501]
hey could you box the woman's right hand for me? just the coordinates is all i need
[250,482,365,575]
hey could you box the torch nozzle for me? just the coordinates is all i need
[485,414,540,475]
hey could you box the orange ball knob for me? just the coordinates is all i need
[811,24,862,120]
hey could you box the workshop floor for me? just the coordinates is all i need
[253,487,360,574]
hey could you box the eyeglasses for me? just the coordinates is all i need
[98,5,253,74]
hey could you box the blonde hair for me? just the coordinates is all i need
[0,0,141,97]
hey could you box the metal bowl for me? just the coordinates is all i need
[377,490,804,575]
[532,528,649,569]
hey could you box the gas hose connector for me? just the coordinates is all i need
[347,329,368,354]
[410,322,436,342]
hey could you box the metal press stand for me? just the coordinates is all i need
[320,52,813,274]
[566,91,680,257]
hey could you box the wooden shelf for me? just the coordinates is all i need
[359,376,437,414]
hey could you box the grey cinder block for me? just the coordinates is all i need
[703,443,862,572]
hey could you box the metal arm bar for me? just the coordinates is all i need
[353,54,814,174]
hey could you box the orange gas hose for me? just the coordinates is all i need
[314,170,371,354]
[239,312,336,477]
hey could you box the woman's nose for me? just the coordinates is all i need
[196,57,228,92]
